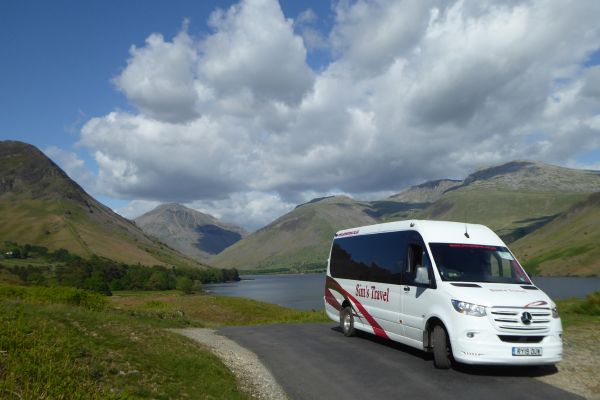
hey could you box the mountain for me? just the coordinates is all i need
[388,179,462,203]
[511,192,600,276]
[211,196,378,270]
[0,140,207,268]
[214,160,600,276]
[418,161,600,242]
[366,179,463,223]
[134,203,247,261]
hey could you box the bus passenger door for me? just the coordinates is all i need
[401,241,434,344]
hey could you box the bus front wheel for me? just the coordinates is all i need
[340,307,355,337]
[432,325,452,369]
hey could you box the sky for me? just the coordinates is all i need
[1,0,600,231]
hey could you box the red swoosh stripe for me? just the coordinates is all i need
[325,288,342,311]
[326,276,389,339]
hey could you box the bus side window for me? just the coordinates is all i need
[405,244,423,285]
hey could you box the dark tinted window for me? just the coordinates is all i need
[429,243,530,284]
[330,231,407,284]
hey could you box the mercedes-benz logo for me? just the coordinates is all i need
[521,312,533,325]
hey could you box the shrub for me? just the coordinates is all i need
[176,276,193,294]
[574,291,600,316]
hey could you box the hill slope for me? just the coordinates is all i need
[212,196,378,270]
[389,179,462,203]
[511,192,600,276]
[135,203,247,261]
[214,161,600,275]
[0,141,207,268]
[418,161,600,242]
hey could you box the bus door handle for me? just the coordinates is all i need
[403,286,411,292]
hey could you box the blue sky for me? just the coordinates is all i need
[1,0,600,230]
[0,0,332,212]
[0,0,333,149]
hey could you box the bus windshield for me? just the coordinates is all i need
[428,243,531,284]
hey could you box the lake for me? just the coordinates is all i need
[205,274,600,311]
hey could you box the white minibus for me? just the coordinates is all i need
[324,220,563,368]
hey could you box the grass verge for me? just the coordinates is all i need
[555,291,600,328]
[0,284,328,399]
[110,290,329,328]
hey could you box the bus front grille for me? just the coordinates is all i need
[489,307,551,333]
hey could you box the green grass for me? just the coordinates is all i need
[521,245,594,275]
[511,192,600,276]
[110,290,329,328]
[555,291,600,328]
[419,188,587,241]
[0,284,107,310]
[0,284,324,399]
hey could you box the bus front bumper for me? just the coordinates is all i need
[451,331,563,365]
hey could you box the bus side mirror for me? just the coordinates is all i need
[414,266,430,286]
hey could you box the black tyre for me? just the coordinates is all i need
[340,307,355,337]
[432,325,452,369]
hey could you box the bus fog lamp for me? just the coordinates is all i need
[451,299,487,317]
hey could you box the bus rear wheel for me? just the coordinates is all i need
[340,307,355,337]
[432,325,452,369]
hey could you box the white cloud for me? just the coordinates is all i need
[200,0,314,105]
[330,0,433,74]
[187,191,297,231]
[80,0,600,230]
[116,199,162,219]
[114,25,201,123]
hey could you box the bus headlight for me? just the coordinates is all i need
[451,299,487,317]
[552,307,559,318]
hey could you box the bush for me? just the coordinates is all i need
[146,270,170,290]
[84,271,112,296]
[574,291,600,316]
[176,276,193,294]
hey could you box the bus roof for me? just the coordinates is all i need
[334,220,506,247]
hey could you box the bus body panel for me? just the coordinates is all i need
[324,219,563,366]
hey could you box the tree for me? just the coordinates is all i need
[176,276,193,294]
[146,270,169,290]
[84,271,112,295]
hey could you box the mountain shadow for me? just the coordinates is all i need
[196,225,243,255]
